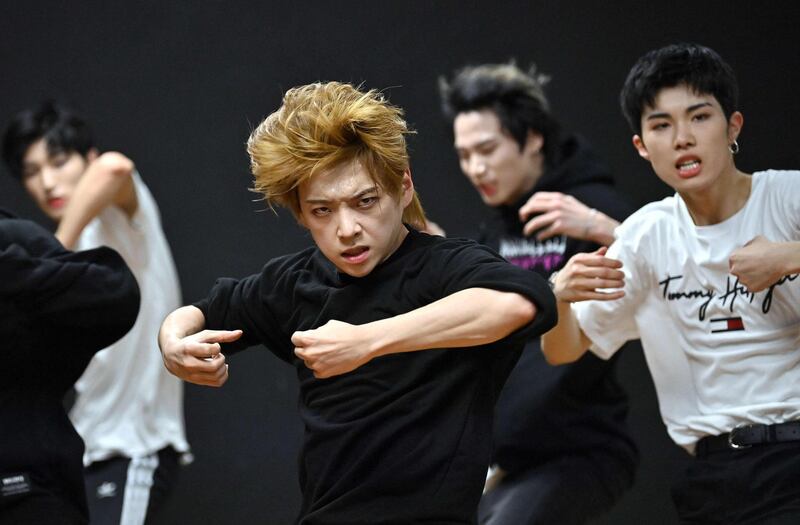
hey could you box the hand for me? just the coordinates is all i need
[160,329,242,387]
[729,236,787,292]
[553,247,625,303]
[292,320,375,379]
[518,192,616,244]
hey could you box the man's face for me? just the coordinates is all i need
[453,109,543,207]
[633,84,742,196]
[298,161,413,278]
[21,138,93,222]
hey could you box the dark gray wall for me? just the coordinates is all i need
[2,2,799,523]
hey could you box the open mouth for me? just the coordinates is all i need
[478,183,497,197]
[342,246,370,264]
[676,159,701,178]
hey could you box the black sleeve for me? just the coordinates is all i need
[431,239,557,341]
[193,271,290,360]
[0,218,141,351]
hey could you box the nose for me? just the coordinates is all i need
[464,154,487,180]
[673,121,695,149]
[40,166,59,191]
[336,207,362,241]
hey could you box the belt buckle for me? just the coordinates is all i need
[728,423,754,450]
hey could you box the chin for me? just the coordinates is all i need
[338,262,374,278]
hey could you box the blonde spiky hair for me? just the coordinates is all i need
[247,82,426,228]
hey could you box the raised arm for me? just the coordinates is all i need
[158,305,243,387]
[729,236,800,292]
[1,217,140,350]
[541,247,625,365]
[55,152,137,249]
[292,287,537,378]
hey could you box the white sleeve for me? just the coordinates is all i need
[573,229,648,359]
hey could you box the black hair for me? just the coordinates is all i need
[2,101,94,179]
[620,43,739,135]
[439,62,562,166]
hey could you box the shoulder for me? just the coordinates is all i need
[612,195,681,258]
[752,169,800,193]
[617,196,677,234]
[258,245,327,286]
[412,231,504,264]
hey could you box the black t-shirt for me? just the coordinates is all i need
[196,229,555,524]
[0,210,140,521]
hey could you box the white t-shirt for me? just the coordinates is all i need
[575,170,800,452]
[71,172,189,464]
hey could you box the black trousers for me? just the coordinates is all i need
[478,453,632,525]
[673,441,800,524]
[84,446,182,525]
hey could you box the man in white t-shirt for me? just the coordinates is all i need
[542,43,800,523]
[2,102,189,525]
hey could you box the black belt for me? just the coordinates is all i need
[695,421,800,457]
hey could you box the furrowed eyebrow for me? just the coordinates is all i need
[304,186,379,204]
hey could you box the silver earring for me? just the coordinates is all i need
[729,140,740,155]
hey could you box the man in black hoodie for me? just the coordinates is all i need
[0,208,140,524]
[440,63,638,524]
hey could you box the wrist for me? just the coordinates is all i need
[364,319,392,359]
[55,227,78,250]
[784,241,800,275]
[586,212,617,246]
[582,209,597,240]
[548,271,571,303]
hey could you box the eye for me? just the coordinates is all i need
[476,143,497,156]
[692,112,710,122]
[650,122,669,131]
[311,207,330,217]
[50,154,69,167]
[358,196,378,208]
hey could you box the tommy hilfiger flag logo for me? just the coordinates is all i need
[710,317,745,333]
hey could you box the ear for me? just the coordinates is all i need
[294,189,308,229]
[400,169,414,208]
[727,111,744,143]
[632,135,651,162]
[522,131,544,156]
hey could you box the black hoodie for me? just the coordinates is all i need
[0,208,140,523]
[478,135,639,480]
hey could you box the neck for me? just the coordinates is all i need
[681,167,751,226]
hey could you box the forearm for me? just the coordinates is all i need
[55,154,135,249]
[541,300,590,365]
[367,287,536,357]
[159,306,207,352]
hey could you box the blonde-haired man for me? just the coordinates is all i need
[159,82,556,523]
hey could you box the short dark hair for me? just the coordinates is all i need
[2,101,94,180]
[439,62,562,165]
[620,43,739,135]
